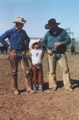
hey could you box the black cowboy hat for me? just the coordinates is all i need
[45,18,60,29]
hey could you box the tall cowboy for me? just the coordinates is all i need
[42,18,73,91]
[0,17,33,95]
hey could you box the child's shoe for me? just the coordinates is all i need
[33,85,38,93]
[14,89,19,95]
[38,84,43,92]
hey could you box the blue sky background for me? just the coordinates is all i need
[0,0,79,38]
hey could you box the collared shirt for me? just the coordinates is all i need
[42,28,71,53]
[0,27,30,50]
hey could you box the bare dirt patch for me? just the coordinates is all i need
[0,53,79,120]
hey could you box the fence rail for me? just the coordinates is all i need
[0,38,79,54]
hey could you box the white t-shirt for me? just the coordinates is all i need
[31,48,43,65]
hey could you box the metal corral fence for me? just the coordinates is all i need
[70,38,79,54]
[0,37,79,54]
[66,38,79,54]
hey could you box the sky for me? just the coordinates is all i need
[0,0,79,38]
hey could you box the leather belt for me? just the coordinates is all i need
[14,49,25,51]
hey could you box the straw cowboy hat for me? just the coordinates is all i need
[45,18,60,29]
[13,17,26,24]
[29,39,40,49]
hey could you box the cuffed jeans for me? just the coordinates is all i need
[48,53,71,89]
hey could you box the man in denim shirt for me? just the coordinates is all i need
[42,18,73,91]
[0,17,33,95]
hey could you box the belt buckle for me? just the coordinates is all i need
[21,51,26,56]
[35,64,41,67]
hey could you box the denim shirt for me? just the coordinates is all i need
[42,28,71,53]
[0,27,30,50]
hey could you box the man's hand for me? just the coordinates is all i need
[8,46,12,51]
[54,42,61,47]
[47,49,53,55]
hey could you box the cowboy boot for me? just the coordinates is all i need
[25,74,34,93]
[11,73,19,95]
[25,78,34,93]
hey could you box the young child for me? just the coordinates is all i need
[29,41,44,92]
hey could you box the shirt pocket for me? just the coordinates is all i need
[10,33,18,40]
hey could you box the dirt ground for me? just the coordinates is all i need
[0,52,79,120]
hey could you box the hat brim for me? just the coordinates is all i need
[29,39,40,49]
[13,21,26,24]
[32,42,39,47]
[45,23,60,29]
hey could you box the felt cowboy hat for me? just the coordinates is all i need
[13,17,26,24]
[45,18,60,29]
